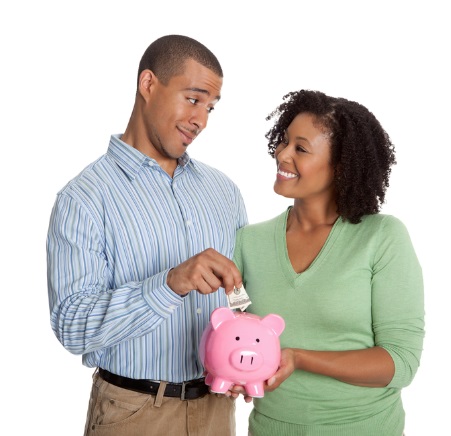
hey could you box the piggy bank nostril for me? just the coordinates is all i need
[240,355,254,365]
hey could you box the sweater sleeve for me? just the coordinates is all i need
[371,216,425,388]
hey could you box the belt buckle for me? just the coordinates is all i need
[180,381,187,400]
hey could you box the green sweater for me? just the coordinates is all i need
[233,209,424,436]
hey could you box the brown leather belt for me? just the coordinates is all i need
[98,368,209,400]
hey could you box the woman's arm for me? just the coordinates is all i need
[267,346,394,391]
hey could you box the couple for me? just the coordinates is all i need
[47,34,424,436]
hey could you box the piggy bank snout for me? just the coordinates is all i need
[230,349,263,371]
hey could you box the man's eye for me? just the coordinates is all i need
[207,107,215,114]
[188,98,198,105]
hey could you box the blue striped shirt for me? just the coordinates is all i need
[47,134,248,382]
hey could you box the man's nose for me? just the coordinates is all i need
[191,106,209,131]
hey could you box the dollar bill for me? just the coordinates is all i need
[227,284,252,311]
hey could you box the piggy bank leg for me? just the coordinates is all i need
[205,372,214,386]
[245,382,264,398]
[209,377,233,394]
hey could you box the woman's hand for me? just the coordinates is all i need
[224,384,253,403]
[265,348,297,392]
[224,348,297,399]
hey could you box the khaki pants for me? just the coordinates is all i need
[84,371,236,436]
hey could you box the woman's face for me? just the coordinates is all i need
[273,112,335,201]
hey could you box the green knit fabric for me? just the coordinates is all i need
[233,208,424,436]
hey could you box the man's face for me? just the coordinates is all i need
[142,59,222,163]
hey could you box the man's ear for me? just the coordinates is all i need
[138,69,157,101]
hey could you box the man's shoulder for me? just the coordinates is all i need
[57,154,109,196]
[190,159,237,185]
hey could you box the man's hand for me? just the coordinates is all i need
[166,248,242,296]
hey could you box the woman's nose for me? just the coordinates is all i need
[276,144,293,162]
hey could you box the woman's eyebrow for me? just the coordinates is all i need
[294,136,311,144]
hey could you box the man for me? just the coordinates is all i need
[47,34,248,436]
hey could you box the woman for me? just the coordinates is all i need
[233,90,424,435]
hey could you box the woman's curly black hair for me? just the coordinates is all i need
[266,90,396,224]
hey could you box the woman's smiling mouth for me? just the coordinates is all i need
[277,168,298,179]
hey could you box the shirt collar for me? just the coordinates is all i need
[107,134,201,180]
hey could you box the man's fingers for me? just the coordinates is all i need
[187,249,242,294]
[196,271,222,294]
[213,267,240,294]
[167,248,242,296]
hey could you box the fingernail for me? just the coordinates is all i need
[268,377,275,386]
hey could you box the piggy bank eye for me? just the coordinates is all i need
[235,336,240,341]
[256,338,260,342]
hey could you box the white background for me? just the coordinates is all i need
[1,1,449,434]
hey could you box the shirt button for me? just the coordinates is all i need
[186,220,192,226]
[196,308,202,314]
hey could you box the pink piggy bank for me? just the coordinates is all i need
[199,307,285,398]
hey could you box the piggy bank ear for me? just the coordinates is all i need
[261,314,285,336]
[210,307,236,330]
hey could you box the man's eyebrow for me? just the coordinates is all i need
[184,87,221,102]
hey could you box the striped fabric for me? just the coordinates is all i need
[47,134,248,382]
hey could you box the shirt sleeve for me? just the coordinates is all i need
[234,184,249,230]
[371,216,425,388]
[233,227,244,274]
[47,193,183,355]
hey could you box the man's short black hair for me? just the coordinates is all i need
[137,34,223,86]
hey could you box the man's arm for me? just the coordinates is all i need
[47,193,242,355]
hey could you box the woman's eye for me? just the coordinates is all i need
[280,138,288,146]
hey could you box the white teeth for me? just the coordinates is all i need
[278,169,297,178]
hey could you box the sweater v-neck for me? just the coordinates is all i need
[276,207,344,286]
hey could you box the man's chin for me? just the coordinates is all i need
[178,143,190,154]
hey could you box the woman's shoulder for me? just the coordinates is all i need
[237,210,288,237]
[356,214,412,243]
[360,213,407,230]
